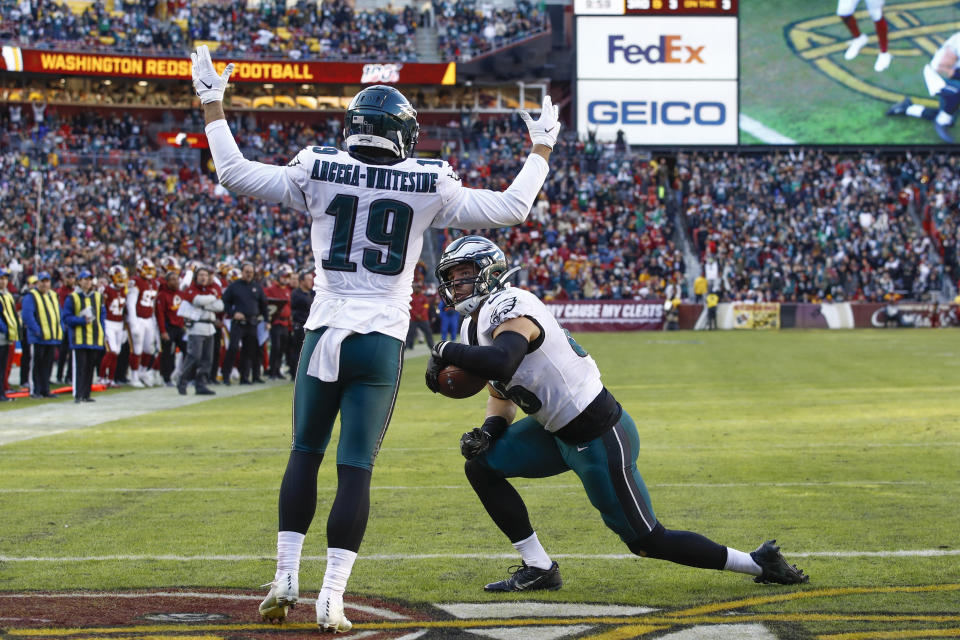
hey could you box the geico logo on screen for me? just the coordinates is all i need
[608,35,705,64]
[587,101,726,125]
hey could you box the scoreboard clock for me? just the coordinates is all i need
[573,0,736,15]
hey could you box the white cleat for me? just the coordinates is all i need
[128,371,145,388]
[259,571,298,623]
[844,33,868,60]
[875,51,892,72]
[316,588,352,633]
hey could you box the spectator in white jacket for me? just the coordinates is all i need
[176,266,223,395]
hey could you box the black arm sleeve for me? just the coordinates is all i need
[440,330,528,381]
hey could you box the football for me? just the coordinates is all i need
[437,365,487,399]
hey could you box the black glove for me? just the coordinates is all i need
[460,427,494,460]
[425,354,446,393]
[431,340,452,359]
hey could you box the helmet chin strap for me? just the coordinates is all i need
[453,266,522,316]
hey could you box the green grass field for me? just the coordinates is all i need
[2,330,959,638]
[741,0,960,144]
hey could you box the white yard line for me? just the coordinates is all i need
[7,441,955,456]
[0,347,431,447]
[0,549,957,563]
[0,381,286,446]
[738,113,797,144]
[2,480,954,494]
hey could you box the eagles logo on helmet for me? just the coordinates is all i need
[436,236,516,316]
[343,85,419,163]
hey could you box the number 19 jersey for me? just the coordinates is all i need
[284,146,548,341]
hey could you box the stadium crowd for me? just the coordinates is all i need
[677,150,946,303]
[434,0,547,61]
[2,105,958,400]
[0,0,545,62]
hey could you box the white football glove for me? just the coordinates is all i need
[191,45,234,104]
[519,95,560,150]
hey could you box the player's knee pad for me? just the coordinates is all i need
[866,0,883,21]
[627,523,666,558]
[464,457,500,486]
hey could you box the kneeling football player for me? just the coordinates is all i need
[425,236,810,592]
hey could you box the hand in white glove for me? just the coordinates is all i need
[191,44,235,104]
[519,95,560,150]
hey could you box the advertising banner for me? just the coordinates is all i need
[577,78,737,144]
[3,48,456,85]
[577,16,737,80]
[850,302,960,329]
[731,302,780,329]
[544,300,664,331]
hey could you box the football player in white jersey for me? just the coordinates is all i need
[426,236,809,592]
[838,0,890,72]
[190,45,560,632]
[887,31,960,142]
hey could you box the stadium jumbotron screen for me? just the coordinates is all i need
[576,0,960,145]
[742,0,960,145]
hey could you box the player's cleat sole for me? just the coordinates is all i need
[316,588,352,633]
[874,51,892,72]
[844,34,868,60]
[886,97,912,116]
[934,122,955,143]
[750,540,809,585]
[259,572,299,623]
[484,561,563,592]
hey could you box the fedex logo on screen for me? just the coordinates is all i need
[608,35,705,64]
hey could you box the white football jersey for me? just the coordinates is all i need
[934,32,960,73]
[205,121,549,341]
[460,287,604,432]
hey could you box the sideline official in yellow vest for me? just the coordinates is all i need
[21,271,62,398]
[62,269,105,403]
[0,268,20,402]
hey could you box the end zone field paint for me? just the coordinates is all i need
[2,585,959,640]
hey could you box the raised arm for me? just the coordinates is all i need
[435,96,560,229]
[191,46,307,211]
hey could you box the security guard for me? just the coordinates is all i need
[21,271,62,398]
[62,269,105,403]
[0,268,19,401]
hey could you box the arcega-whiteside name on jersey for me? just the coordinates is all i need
[285,145,467,305]
[460,287,604,431]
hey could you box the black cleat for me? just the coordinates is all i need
[886,97,912,116]
[750,540,809,585]
[484,561,562,592]
[934,122,955,143]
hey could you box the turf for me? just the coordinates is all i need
[740,0,960,144]
[1,330,958,635]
